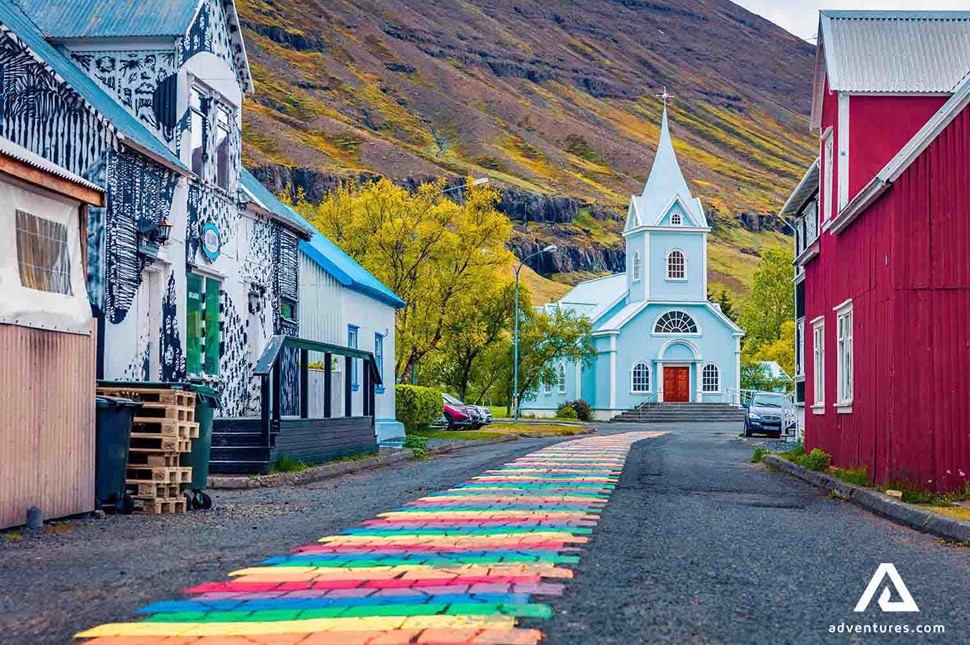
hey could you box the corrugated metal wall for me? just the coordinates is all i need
[299,254,342,345]
[0,325,96,529]
[805,106,970,492]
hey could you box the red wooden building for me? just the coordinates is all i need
[784,11,970,492]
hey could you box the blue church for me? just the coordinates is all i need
[522,104,743,420]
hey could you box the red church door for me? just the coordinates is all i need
[664,367,691,403]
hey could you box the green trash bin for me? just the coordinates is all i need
[181,382,221,510]
[94,395,143,514]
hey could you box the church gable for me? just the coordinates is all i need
[655,195,705,228]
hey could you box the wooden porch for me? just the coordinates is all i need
[210,335,382,475]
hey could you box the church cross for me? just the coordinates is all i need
[657,87,674,107]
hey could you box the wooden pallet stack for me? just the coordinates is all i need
[97,387,198,514]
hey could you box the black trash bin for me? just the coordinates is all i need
[181,383,221,510]
[94,395,143,513]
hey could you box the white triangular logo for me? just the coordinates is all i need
[854,563,919,613]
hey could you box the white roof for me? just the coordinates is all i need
[626,106,704,230]
[819,11,970,94]
[0,136,103,192]
[556,273,628,324]
[758,361,792,381]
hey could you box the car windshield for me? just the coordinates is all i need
[752,393,788,408]
[443,394,463,405]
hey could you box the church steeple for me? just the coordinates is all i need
[625,93,704,231]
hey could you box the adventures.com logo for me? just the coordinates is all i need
[828,564,946,637]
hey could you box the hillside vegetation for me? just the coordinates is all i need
[238,0,817,300]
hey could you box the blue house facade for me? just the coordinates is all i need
[521,106,743,420]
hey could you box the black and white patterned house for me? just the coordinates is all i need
[0,0,404,470]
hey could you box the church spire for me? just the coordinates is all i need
[640,96,692,206]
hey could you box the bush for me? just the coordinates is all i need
[555,405,578,420]
[403,434,429,460]
[396,385,442,432]
[794,448,831,472]
[556,399,592,421]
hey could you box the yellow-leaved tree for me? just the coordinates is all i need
[299,178,515,381]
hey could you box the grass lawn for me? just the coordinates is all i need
[488,405,510,419]
[927,505,970,523]
[410,423,592,442]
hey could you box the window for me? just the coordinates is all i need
[215,104,232,190]
[822,131,834,222]
[348,325,359,391]
[836,303,853,406]
[186,272,221,376]
[15,210,72,294]
[812,318,825,407]
[795,319,805,377]
[632,362,650,393]
[543,380,552,395]
[654,310,698,334]
[667,249,686,280]
[670,211,682,226]
[374,333,385,392]
[632,251,641,282]
[190,86,206,177]
[702,363,720,393]
[557,363,567,394]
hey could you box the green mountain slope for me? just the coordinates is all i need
[238,0,817,299]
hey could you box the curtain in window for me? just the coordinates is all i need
[16,210,72,295]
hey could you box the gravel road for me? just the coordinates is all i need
[0,437,561,644]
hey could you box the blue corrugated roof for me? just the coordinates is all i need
[239,170,405,309]
[0,1,187,173]
[14,0,201,38]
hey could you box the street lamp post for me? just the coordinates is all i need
[513,244,557,423]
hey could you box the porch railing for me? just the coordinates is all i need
[253,335,381,448]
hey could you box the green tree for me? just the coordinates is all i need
[739,246,795,352]
[299,178,514,381]
[709,288,739,323]
[510,306,595,410]
[750,320,796,377]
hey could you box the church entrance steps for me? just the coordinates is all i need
[610,403,746,424]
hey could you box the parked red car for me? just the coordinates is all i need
[442,394,485,430]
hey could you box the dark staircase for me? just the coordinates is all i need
[210,418,272,475]
[610,402,746,424]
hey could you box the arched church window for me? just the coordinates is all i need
[670,211,683,226]
[632,251,641,281]
[632,362,651,393]
[667,249,686,279]
[557,363,567,394]
[654,310,698,334]
[702,363,720,392]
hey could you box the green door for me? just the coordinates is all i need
[186,272,221,377]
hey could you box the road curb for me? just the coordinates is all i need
[764,455,970,543]
[207,435,520,490]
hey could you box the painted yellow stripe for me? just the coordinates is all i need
[77,614,517,638]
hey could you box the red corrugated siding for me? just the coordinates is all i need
[804,103,970,493]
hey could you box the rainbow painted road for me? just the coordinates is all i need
[77,432,663,645]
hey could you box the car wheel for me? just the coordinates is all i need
[743,424,752,438]
[445,413,458,430]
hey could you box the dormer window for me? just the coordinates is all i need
[632,251,641,281]
[670,211,682,226]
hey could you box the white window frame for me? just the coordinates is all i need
[795,318,805,377]
[821,129,834,223]
[702,363,720,393]
[811,316,825,413]
[631,362,651,394]
[670,210,683,226]
[557,363,567,394]
[666,249,686,280]
[632,251,641,282]
[835,300,853,412]
[653,310,699,335]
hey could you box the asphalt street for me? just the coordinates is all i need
[534,423,970,644]
[2,425,968,644]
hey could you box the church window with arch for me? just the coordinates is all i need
[667,249,686,279]
[632,251,641,281]
[670,210,683,226]
[632,362,651,393]
[702,363,720,392]
[654,310,698,334]
[557,363,567,394]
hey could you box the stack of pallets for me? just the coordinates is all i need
[97,386,198,514]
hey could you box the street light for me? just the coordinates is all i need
[513,244,557,423]
[442,177,489,195]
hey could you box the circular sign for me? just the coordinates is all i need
[201,222,221,261]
